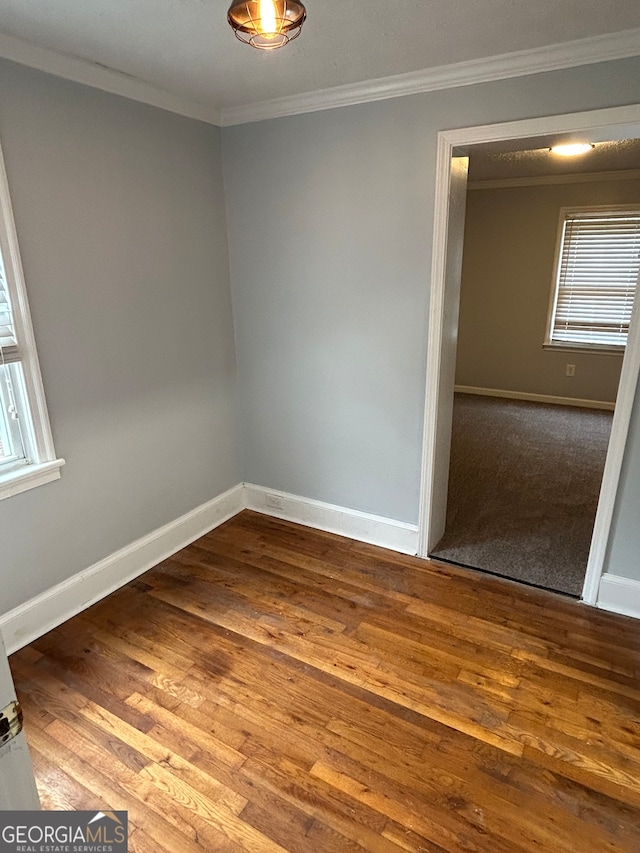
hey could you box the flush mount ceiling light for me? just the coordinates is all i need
[550,143,595,157]
[228,0,307,50]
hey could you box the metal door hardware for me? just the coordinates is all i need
[0,700,23,747]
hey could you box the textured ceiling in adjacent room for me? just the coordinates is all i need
[469,139,640,182]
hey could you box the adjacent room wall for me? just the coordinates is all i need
[223,55,640,527]
[0,59,239,614]
[455,178,639,402]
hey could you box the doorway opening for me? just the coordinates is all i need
[418,105,640,606]
[431,393,616,596]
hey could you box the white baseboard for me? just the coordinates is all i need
[454,385,615,411]
[0,483,245,654]
[597,573,640,620]
[1,482,421,653]
[244,483,419,556]
[5,477,636,650]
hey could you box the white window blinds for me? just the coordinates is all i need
[0,257,18,362]
[549,209,640,349]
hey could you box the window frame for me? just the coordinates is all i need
[0,138,64,500]
[544,204,640,355]
[0,363,27,465]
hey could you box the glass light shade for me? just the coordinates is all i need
[228,0,306,50]
[550,143,595,157]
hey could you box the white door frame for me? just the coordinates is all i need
[0,630,40,809]
[417,104,640,606]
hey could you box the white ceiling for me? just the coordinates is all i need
[0,1,640,125]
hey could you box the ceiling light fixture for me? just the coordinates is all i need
[228,0,306,50]
[550,143,595,157]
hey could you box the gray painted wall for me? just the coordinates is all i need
[3,51,640,612]
[456,180,640,401]
[0,60,239,613]
[223,56,640,531]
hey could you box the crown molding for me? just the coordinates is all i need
[0,31,221,126]
[0,26,639,129]
[468,168,640,190]
[220,27,640,126]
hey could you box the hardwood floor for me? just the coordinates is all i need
[9,510,640,852]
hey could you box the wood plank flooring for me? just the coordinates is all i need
[9,510,640,852]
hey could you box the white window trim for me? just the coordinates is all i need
[0,139,64,500]
[544,204,640,354]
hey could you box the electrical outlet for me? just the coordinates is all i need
[566,364,576,377]
[265,493,285,510]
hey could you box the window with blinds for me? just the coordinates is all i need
[0,136,62,497]
[0,261,17,358]
[546,207,640,350]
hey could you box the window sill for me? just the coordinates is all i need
[543,343,625,356]
[0,458,65,501]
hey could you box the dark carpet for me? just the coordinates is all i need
[431,394,613,596]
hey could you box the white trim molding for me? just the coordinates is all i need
[0,483,244,654]
[0,32,221,126]
[597,573,640,620]
[418,104,640,608]
[0,458,65,501]
[468,169,640,191]
[418,131,455,556]
[454,386,616,411]
[244,484,419,556]
[220,28,640,125]
[0,482,421,653]
[0,27,638,128]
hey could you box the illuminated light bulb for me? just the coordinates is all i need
[550,143,595,157]
[260,0,277,35]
